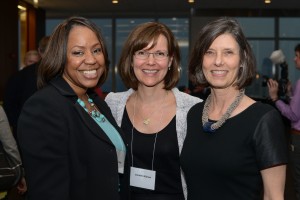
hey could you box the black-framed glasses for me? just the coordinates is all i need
[134,50,169,60]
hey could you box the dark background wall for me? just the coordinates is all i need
[0,0,45,102]
[0,0,18,102]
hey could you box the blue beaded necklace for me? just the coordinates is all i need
[202,89,245,133]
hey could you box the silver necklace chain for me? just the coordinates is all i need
[202,89,245,132]
[131,91,166,169]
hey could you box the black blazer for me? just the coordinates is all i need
[18,76,127,200]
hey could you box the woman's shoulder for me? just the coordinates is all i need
[0,106,8,122]
[105,89,133,102]
[24,84,68,112]
[237,101,281,124]
[248,101,276,113]
[105,89,134,111]
[0,105,5,115]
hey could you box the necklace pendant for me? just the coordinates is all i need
[143,118,150,125]
[203,121,216,133]
[94,113,106,123]
[94,111,101,118]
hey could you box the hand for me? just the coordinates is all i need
[267,79,279,101]
[16,177,27,195]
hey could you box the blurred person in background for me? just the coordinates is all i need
[20,50,40,70]
[3,36,50,137]
[0,105,27,199]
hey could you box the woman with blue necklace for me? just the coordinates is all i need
[180,17,288,200]
[17,16,126,200]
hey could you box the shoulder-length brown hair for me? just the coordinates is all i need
[189,17,256,89]
[37,16,110,89]
[118,21,181,90]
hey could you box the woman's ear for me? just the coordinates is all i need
[168,56,173,68]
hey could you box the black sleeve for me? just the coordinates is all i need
[253,108,288,170]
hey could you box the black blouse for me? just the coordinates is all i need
[122,108,184,196]
[180,102,288,200]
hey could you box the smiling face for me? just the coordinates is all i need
[62,25,105,95]
[132,34,173,89]
[202,33,241,89]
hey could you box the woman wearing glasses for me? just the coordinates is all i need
[105,22,201,200]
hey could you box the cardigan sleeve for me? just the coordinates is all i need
[105,89,134,127]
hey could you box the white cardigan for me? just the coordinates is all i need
[105,87,202,199]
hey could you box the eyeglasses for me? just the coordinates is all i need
[134,50,169,60]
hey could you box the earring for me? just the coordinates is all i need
[168,67,171,71]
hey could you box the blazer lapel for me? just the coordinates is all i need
[74,103,114,146]
[50,76,121,146]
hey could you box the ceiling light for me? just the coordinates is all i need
[188,0,194,3]
[18,5,26,11]
[265,0,271,3]
[112,0,118,3]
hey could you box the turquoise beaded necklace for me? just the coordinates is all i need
[77,96,106,123]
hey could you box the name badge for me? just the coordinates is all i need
[130,167,156,190]
[117,150,125,174]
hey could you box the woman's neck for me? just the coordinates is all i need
[135,86,169,104]
[209,88,242,117]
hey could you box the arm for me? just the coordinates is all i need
[0,106,27,194]
[0,106,21,164]
[18,92,69,200]
[254,107,288,199]
[261,165,286,200]
[275,80,300,122]
[269,79,300,122]
[267,79,279,102]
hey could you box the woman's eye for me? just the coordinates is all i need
[205,51,214,55]
[224,51,233,55]
[72,51,83,56]
[157,52,165,56]
[93,48,102,54]
[137,51,146,55]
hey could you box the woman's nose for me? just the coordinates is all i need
[147,53,156,65]
[215,53,224,66]
[85,52,96,64]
